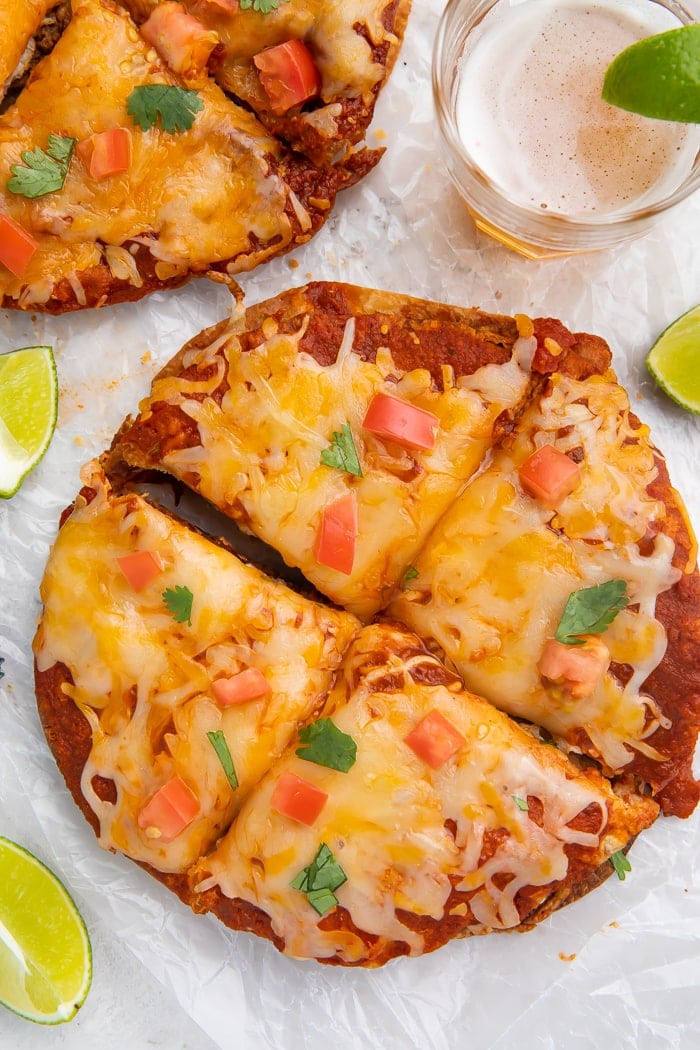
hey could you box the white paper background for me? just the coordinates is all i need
[1,2,699,1047]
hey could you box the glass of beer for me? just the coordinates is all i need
[433,0,700,258]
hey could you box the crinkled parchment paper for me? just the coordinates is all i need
[1,2,699,1047]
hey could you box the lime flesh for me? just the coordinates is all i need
[646,304,700,414]
[602,24,700,123]
[0,345,58,498]
[0,837,92,1025]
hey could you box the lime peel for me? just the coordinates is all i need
[646,304,700,414]
[0,345,58,498]
[0,836,92,1025]
[602,24,700,123]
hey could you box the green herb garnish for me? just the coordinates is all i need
[554,580,628,646]
[291,843,347,916]
[207,730,238,790]
[240,0,288,12]
[512,795,529,811]
[127,85,204,133]
[610,850,632,881]
[8,134,76,199]
[162,584,194,625]
[401,565,419,588]
[296,718,357,773]
[320,423,363,477]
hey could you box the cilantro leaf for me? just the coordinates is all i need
[512,795,529,811]
[240,0,288,12]
[554,580,629,646]
[610,850,632,881]
[8,134,76,199]
[291,843,347,915]
[207,730,238,790]
[127,86,204,133]
[296,719,357,773]
[401,565,419,589]
[162,584,194,625]
[320,423,363,477]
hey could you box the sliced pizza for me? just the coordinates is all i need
[111,283,612,619]
[33,460,359,875]
[118,0,411,165]
[0,0,376,311]
[390,366,700,817]
[190,622,658,966]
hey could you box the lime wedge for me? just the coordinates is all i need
[602,24,700,122]
[0,345,58,498]
[0,837,92,1025]
[646,304,700,413]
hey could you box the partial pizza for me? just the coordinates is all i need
[0,0,401,311]
[34,284,700,966]
[119,0,412,165]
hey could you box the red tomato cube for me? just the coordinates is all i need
[253,39,321,115]
[405,710,466,769]
[116,549,164,592]
[212,667,270,706]
[137,776,199,842]
[315,492,357,575]
[362,392,439,451]
[141,1,219,77]
[518,445,581,507]
[88,128,131,180]
[538,636,610,699]
[0,214,39,277]
[271,771,328,826]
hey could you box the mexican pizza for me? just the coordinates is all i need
[33,283,700,967]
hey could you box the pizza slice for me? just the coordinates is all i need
[0,0,376,311]
[390,364,700,817]
[117,0,411,165]
[111,283,612,619]
[33,460,359,875]
[189,622,658,966]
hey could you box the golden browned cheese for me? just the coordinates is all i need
[0,0,378,311]
[0,0,56,93]
[390,371,700,815]
[33,462,359,874]
[191,623,658,965]
[114,284,610,619]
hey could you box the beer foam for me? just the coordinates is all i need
[455,0,700,217]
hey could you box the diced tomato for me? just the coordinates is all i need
[518,445,581,507]
[141,2,219,78]
[271,771,328,826]
[362,393,439,451]
[137,775,199,842]
[253,39,321,115]
[315,492,357,575]
[116,549,164,592]
[405,710,466,769]
[0,214,38,277]
[212,667,270,706]
[538,635,610,699]
[84,128,131,180]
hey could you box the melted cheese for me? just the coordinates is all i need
[0,0,306,306]
[183,0,405,104]
[194,623,656,963]
[129,313,533,619]
[33,462,359,873]
[391,372,682,773]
